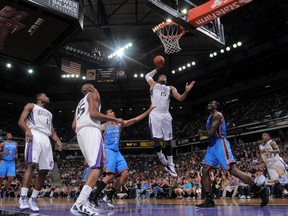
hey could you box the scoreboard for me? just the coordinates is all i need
[96,68,116,83]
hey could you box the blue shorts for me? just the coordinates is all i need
[105,148,128,175]
[204,138,235,170]
[0,160,16,177]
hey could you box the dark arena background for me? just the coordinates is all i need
[0,0,288,215]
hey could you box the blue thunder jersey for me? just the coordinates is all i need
[2,141,17,161]
[103,123,120,151]
[206,114,227,145]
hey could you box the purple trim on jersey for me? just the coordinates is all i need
[150,89,153,96]
[91,139,103,169]
[25,140,33,163]
[27,111,35,125]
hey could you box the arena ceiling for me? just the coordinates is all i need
[0,0,288,108]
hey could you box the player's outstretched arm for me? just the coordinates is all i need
[198,113,222,137]
[72,113,76,132]
[145,67,162,90]
[89,92,123,124]
[122,106,155,128]
[171,81,196,102]
[18,103,34,141]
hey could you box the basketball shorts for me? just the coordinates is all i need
[204,138,235,170]
[266,160,286,181]
[83,167,91,182]
[0,160,16,177]
[25,129,54,170]
[104,148,128,176]
[77,127,103,168]
[149,112,173,141]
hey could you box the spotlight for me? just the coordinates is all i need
[213,52,217,56]
[6,63,12,68]
[76,75,79,78]
[237,41,242,46]
[187,63,191,67]
[28,69,33,74]
[233,44,237,48]
[226,47,230,51]
[82,76,86,80]
[128,43,132,47]
[181,9,187,14]
[192,61,196,65]
[166,18,172,22]
[179,68,182,71]
[134,74,138,78]
[140,73,144,77]
[220,49,224,53]
[116,48,124,57]
[67,74,70,78]
[210,53,214,58]
[182,66,186,69]
[172,70,175,74]
[71,74,75,78]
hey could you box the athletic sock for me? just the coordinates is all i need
[107,188,117,199]
[90,181,107,203]
[76,185,92,204]
[20,187,29,197]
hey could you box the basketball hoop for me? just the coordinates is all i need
[153,21,186,54]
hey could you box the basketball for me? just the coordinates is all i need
[153,55,165,67]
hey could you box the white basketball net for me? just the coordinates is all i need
[153,22,186,54]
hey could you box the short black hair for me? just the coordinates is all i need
[214,101,221,110]
[104,108,112,114]
[35,93,43,103]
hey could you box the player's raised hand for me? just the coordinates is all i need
[156,64,163,71]
[185,81,196,92]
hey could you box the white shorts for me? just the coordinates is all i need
[266,160,286,181]
[149,112,173,141]
[77,127,103,168]
[25,129,53,170]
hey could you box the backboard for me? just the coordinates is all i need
[147,0,225,48]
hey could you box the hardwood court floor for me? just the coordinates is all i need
[0,198,288,215]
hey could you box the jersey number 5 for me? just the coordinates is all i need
[77,101,85,120]
[161,91,167,97]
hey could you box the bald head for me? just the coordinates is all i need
[81,84,95,95]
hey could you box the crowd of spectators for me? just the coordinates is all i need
[1,138,287,201]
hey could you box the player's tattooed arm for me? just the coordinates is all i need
[268,141,280,154]
[198,112,222,137]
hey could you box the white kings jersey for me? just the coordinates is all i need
[75,93,101,133]
[150,83,171,113]
[259,140,280,164]
[26,104,53,136]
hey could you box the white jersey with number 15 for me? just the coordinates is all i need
[76,93,101,133]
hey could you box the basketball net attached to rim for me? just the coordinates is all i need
[153,20,187,54]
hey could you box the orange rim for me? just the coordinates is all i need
[156,21,187,39]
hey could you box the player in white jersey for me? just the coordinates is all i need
[145,65,195,177]
[70,84,123,216]
[260,133,288,196]
[18,93,62,212]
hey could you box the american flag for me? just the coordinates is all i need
[61,59,81,74]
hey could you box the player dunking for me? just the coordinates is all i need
[145,65,195,177]
[89,106,155,208]
[260,133,288,196]
[197,101,269,208]
[70,84,123,216]
[18,93,62,211]
[0,133,18,199]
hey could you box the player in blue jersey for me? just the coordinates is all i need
[0,133,18,199]
[89,106,155,208]
[196,101,269,208]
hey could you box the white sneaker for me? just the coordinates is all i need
[159,156,168,166]
[70,201,102,216]
[240,195,246,199]
[103,195,115,208]
[19,196,29,210]
[166,163,177,177]
[246,196,251,199]
[29,197,39,212]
